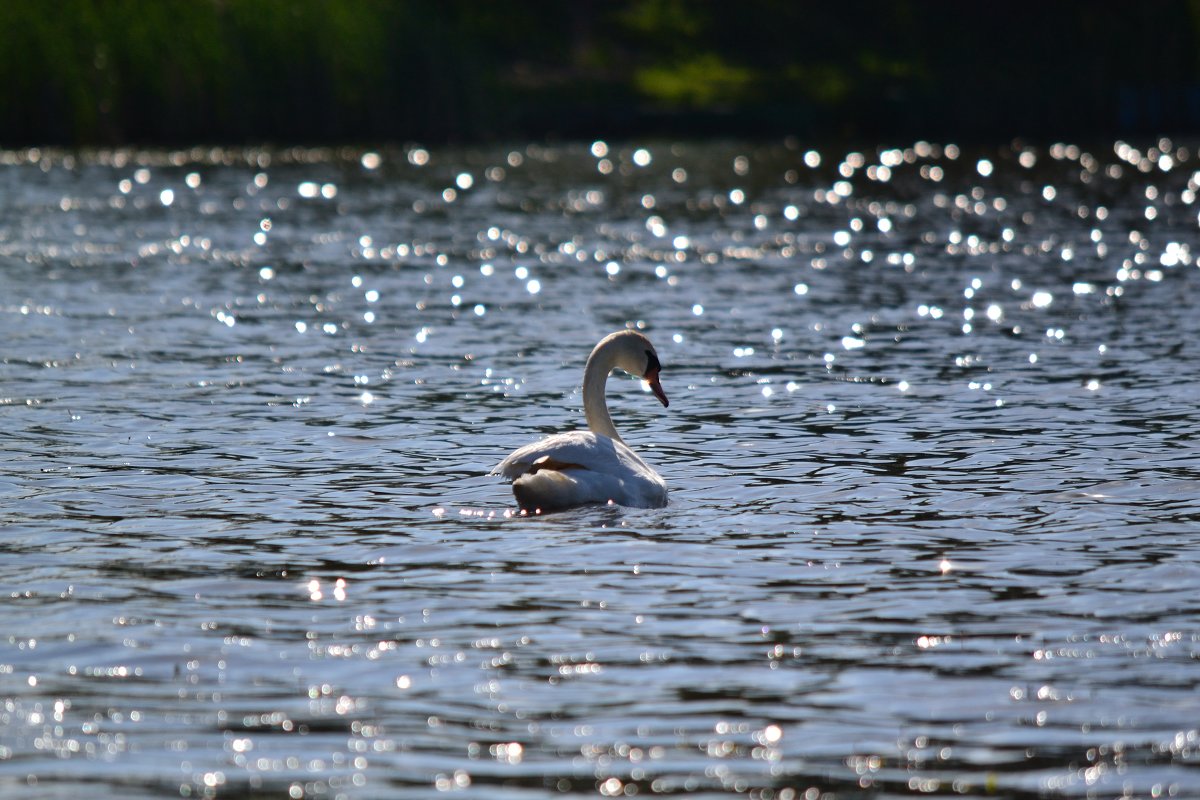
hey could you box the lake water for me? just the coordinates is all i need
[1,139,1199,799]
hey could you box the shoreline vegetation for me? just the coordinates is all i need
[3,0,1199,147]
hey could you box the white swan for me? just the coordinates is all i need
[492,330,670,513]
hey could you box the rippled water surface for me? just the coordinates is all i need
[2,139,1200,799]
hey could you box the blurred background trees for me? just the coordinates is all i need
[2,0,1198,145]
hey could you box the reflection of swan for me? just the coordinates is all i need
[492,330,670,513]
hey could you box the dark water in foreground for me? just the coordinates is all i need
[1,139,1199,798]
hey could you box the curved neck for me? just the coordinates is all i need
[582,345,623,443]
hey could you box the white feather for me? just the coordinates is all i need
[492,431,666,511]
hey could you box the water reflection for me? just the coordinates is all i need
[1,138,1199,797]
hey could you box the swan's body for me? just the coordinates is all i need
[492,330,669,513]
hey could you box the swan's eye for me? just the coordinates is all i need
[644,349,661,377]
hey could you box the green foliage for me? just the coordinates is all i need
[634,54,754,108]
[619,0,706,38]
[1,0,1198,144]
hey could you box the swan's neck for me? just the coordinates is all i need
[582,346,623,443]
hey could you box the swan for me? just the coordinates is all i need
[492,330,670,513]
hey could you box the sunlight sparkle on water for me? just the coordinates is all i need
[6,138,1200,800]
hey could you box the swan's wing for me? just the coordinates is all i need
[494,431,667,511]
[491,431,627,480]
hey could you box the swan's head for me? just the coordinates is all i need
[604,330,669,408]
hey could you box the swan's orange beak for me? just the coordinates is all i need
[646,369,669,407]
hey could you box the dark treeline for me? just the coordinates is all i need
[3,0,1199,146]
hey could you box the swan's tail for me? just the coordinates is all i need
[512,469,606,513]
